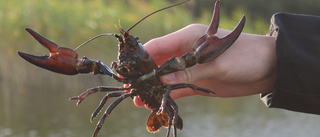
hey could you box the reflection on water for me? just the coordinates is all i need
[1,72,320,137]
[1,56,320,137]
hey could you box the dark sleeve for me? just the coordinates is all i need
[260,13,320,115]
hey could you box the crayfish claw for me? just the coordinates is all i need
[25,28,59,53]
[69,96,85,106]
[18,51,51,66]
[220,15,246,48]
[192,0,220,50]
[193,0,245,64]
[205,0,220,37]
[68,97,78,101]
[19,28,80,75]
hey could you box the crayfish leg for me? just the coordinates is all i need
[171,83,215,94]
[93,92,133,137]
[156,86,183,137]
[163,96,180,137]
[90,91,125,122]
[69,86,131,105]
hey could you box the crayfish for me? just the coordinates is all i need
[18,0,245,137]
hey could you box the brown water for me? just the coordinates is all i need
[0,51,319,137]
[1,68,320,137]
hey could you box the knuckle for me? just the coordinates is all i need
[181,68,193,83]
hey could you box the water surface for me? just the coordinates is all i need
[1,75,319,137]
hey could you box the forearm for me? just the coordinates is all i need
[261,13,320,115]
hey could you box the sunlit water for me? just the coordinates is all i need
[1,76,320,137]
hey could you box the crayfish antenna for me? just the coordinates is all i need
[74,33,116,51]
[126,0,190,32]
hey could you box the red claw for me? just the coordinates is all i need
[193,0,246,63]
[18,28,79,75]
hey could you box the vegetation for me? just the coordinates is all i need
[1,0,319,97]
[1,0,319,136]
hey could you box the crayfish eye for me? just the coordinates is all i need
[120,68,129,75]
[116,61,138,77]
[116,66,131,77]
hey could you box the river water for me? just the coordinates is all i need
[1,73,319,137]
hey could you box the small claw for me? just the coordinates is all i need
[193,0,246,63]
[18,28,79,75]
[69,96,83,106]
[90,116,95,123]
[156,106,165,115]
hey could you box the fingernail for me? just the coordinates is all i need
[133,97,145,107]
[161,73,176,84]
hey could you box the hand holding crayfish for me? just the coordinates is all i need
[17,0,257,137]
[135,24,277,107]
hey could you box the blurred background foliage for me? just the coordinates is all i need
[2,0,320,88]
[1,0,320,136]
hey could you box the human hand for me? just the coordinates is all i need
[134,24,277,108]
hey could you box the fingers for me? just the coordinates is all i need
[134,24,211,108]
[133,97,152,109]
[169,88,199,100]
[133,97,145,107]
[159,61,222,85]
[160,68,194,84]
[144,24,208,65]
[133,89,198,109]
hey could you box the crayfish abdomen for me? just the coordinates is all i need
[134,80,184,133]
[18,0,245,137]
